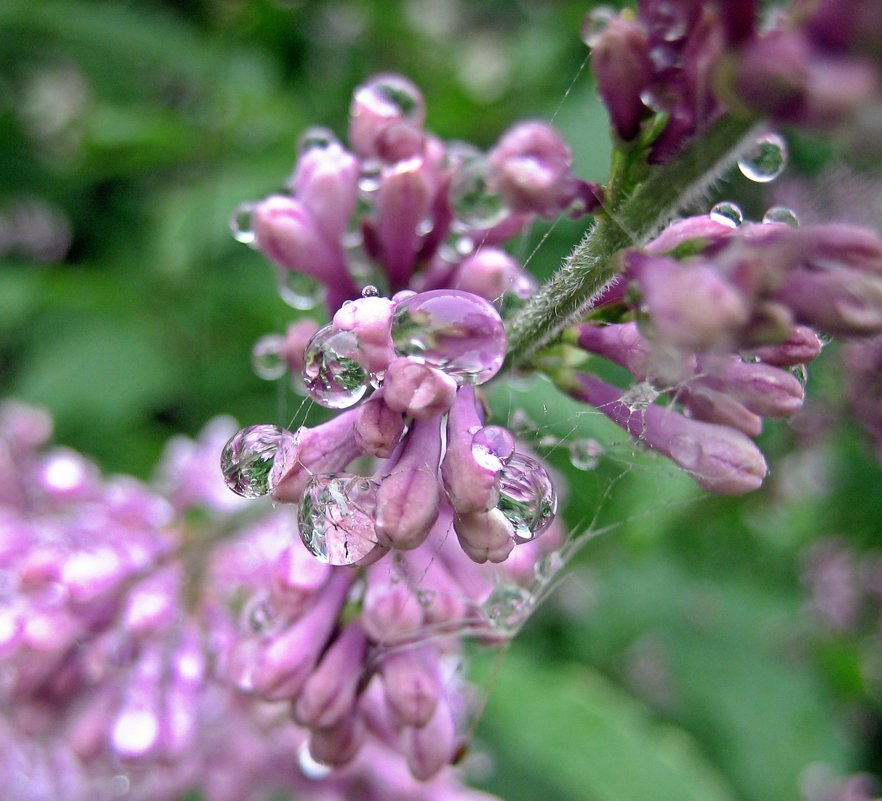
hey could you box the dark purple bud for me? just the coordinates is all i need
[382,358,457,421]
[751,325,822,366]
[354,391,406,458]
[714,0,756,46]
[591,16,652,141]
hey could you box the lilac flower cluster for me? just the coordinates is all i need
[0,402,503,799]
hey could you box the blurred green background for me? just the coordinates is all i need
[1,1,881,799]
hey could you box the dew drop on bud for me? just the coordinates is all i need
[358,160,383,194]
[229,202,256,245]
[471,425,516,471]
[361,284,380,298]
[497,453,557,544]
[483,584,534,633]
[568,438,604,471]
[302,325,370,409]
[297,126,339,154]
[737,133,787,183]
[391,290,507,385]
[251,335,287,380]
[221,425,296,498]
[277,270,324,310]
[298,473,381,565]
[363,75,424,121]
[580,5,617,47]
[762,206,800,228]
[449,157,509,230]
[392,289,417,304]
[709,201,743,229]
[298,741,332,780]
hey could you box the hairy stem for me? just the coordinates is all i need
[506,112,761,365]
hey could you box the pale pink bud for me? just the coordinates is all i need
[362,567,424,642]
[354,391,406,458]
[382,358,458,421]
[402,695,457,781]
[333,296,397,373]
[290,142,359,241]
[381,646,441,727]
[454,509,515,564]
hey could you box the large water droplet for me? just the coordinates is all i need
[709,201,743,228]
[298,473,380,565]
[297,126,339,154]
[497,453,557,544]
[738,133,787,183]
[471,425,516,471]
[229,202,256,245]
[569,438,604,470]
[449,157,509,230]
[221,425,296,498]
[581,6,617,47]
[483,584,534,633]
[251,335,287,381]
[277,271,324,310]
[762,205,800,227]
[391,290,507,385]
[302,325,370,409]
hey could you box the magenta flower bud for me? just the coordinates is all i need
[362,567,424,642]
[380,646,441,728]
[401,548,469,627]
[271,409,361,503]
[452,248,533,303]
[354,391,406,458]
[402,695,457,781]
[376,119,425,163]
[645,214,735,255]
[572,374,767,494]
[488,121,579,216]
[577,322,655,381]
[293,623,367,728]
[290,142,359,242]
[798,223,882,276]
[441,388,500,514]
[695,356,805,418]
[307,708,366,768]
[333,296,397,373]
[382,358,458,421]
[751,325,823,366]
[349,74,426,159]
[591,16,652,141]
[375,417,442,550]
[775,269,882,336]
[630,254,750,351]
[270,543,331,617]
[252,195,358,309]
[454,509,515,564]
[376,157,434,289]
[679,385,763,438]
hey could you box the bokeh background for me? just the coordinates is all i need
[2,1,881,799]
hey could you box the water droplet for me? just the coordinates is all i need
[738,133,787,183]
[221,425,296,498]
[297,126,339,154]
[361,284,380,298]
[791,363,808,389]
[241,593,283,634]
[251,335,287,380]
[762,205,800,227]
[483,584,534,632]
[358,159,383,193]
[229,202,256,245]
[392,289,417,304]
[471,425,516,470]
[391,290,507,385]
[298,741,332,780]
[370,75,424,120]
[298,473,380,565]
[568,438,604,470]
[302,325,370,409]
[110,774,130,797]
[535,550,565,583]
[581,6,617,47]
[709,201,743,229]
[277,271,324,310]
[449,157,509,230]
[497,453,557,544]
[621,380,660,411]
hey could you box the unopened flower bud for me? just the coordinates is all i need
[380,646,441,728]
[289,142,359,242]
[454,509,515,564]
[333,296,397,373]
[402,695,457,781]
[382,358,457,421]
[354,391,406,457]
[751,325,822,366]
[696,356,805,418]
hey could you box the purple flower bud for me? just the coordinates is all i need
[591,16,652,141]
[452,248,534,303]
[441,388,500,514]
[293,623,367,728]
[333,296,397,374]
[362,567,425,642]
[401,547,470,627]
[349,74,426,159]
[572,374,767,494]
[679,385,763,438]
[354,391,406,458]
[375,417,443,550]
[269,543,331,618]
[454,509,515,564]
[382,358,458,421]
[797,223,882,276]
[696,356,805,418]
[289,142,359,242]
[751,325,822,366]
[645,214,735,254]
[402,695,457,781]
[380,646,441,728]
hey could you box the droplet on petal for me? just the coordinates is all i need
[221,425,297,498]
[391,290,507,385]
[762,206,800,227]
[471,425,516,471]
[302,325,371,409]
[482,584,534,633]
[251,335,287,380]
[277,270,324,310]
[298,473,381,565]
[297,741,332,780]
[581,5,618,47]
[230,202,256,245]
[449,156,509,230]
[297,126,340,154]
[361,284,380,298]
[737,133,787,183]
[496,453,557,543]
[709,201,744,228]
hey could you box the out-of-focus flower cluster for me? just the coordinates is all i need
[0,401,507,799]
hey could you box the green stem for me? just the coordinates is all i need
[506,112,761,366]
